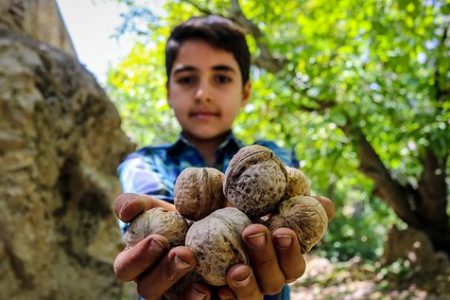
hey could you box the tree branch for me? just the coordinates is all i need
[181,0,216,15]
[342,124,423,227]
[228,0,262,38]
[286,79,336,112]
[282,47,341,113]
[228,0,287,72]
[434,22,449,102]
[181,0,286,72]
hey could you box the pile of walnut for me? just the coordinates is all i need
[123,145,329,286]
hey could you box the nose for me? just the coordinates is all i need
[194,81,212,103]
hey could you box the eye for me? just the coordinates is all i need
[215,74,232,84]
[176,75,197,85]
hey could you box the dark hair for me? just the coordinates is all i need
[165,15,250,86]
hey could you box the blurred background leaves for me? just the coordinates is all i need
[107,0,450,262]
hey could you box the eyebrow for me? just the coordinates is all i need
[212,64,237,73]
[172,64,237,75]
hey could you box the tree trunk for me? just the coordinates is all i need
[0,1,135,299]
[351,127,450,255]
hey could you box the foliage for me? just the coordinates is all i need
[292,254,450,299]
[108,0,450,260]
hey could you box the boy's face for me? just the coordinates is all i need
[167,39,250,142]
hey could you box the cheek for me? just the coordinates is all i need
[223,103,242,122]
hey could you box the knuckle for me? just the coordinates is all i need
[113,260,131,282]
[253,257,275,269]
[260,282,284,295]
[258,276,284,295]
[284,261,306,281]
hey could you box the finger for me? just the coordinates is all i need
[242,224,285,295]
[182,282,212,300]
[114,234,169,282]
[217,287,236,300]
[311,195,335,222]
[114,193,175,222]
[221,264,262,300]
[136,246,197,300]
[272,228,306,283]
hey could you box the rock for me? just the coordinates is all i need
[0,2,135,299]
[382,226,450,273]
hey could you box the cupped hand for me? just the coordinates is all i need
[112,193,335,300]
[113,193,209,299]
[217,195,335,299]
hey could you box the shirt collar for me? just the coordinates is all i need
[167,131,243,156]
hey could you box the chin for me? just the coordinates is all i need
[185,130,229,142]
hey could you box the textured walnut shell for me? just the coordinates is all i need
[123,207,189,247]
[224,145,288,218]
[284,167,311,198]
[267,195,328,253]
[174,167,227,220]
[185,207,251,286]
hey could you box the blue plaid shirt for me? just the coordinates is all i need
[118,132,299,300]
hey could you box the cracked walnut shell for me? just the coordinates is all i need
[267,195,328,253]
[284,166,311,198]
[185,207,251,286]
[123,207,189,248]
[223,145,288,218]
[174,167,227,220]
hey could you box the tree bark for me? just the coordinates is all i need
[346,125,450,254]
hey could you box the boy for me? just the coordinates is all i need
[113,15,334,300]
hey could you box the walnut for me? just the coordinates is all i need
[185,207,251,286]
[223,145,288,218]
[123,207,189,247]
[267,195,328,253]
[174,167,227,220]
[284,166,311,198]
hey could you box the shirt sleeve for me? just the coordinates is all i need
[116,153,172,233]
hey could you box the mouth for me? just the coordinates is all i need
[189,111,220,120]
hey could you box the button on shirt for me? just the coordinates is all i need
[117,132,299,300]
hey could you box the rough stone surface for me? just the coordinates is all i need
[0,7,134,299]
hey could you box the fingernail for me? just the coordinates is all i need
[232,268,251,287]
[165,254,192,280]
[118,204,128,220]
[247,232,266,248]
[149,238,166,253]
[119,199,138,221]
[190,287,208,300]
[276,234,292,249]
[173,255,191,270]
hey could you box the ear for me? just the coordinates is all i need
[166,84,173,108]
[241,81,251,107]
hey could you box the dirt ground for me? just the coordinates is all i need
[290,255,450,300]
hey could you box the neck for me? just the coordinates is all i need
[182,131,230,166]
